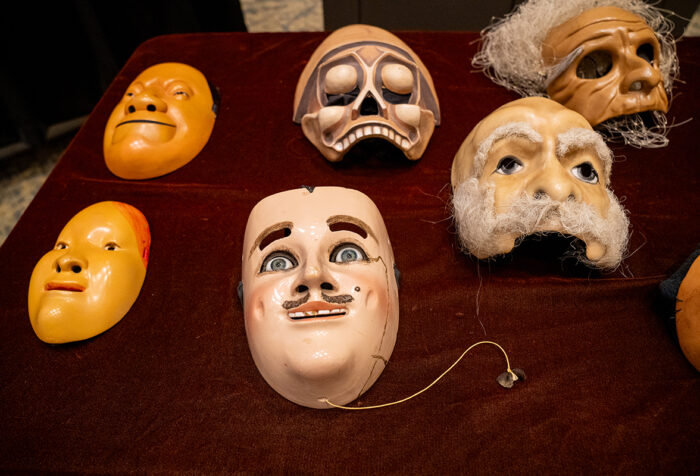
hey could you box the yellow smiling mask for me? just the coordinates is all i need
[28,202,150,344]
[103,62,216,180]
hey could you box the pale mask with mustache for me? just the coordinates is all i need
[451,97,629,269]
[241,186,399,408]
[103,62,216,180]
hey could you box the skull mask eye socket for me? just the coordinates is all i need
[324,64,360,106]
[381,63,413,104]
[576,50,613,79]
[636,43,654,64]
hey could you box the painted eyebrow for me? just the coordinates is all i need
[250,221,293,258]
[556,128,612,181]
[326,215,377,243]
[472,122,543,178]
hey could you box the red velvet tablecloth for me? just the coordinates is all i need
[1,32,698,473]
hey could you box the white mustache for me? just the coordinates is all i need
[452,179,630,269]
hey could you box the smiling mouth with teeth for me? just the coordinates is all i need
[332,124,410,153]
[286,301,348,321]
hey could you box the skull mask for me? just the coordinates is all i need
[543,6,668,127]
[451,98,630,269]
[293,24,440,162]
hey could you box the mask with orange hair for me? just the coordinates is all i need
[28,201,150,343]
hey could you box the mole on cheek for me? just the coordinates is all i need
[354,286,361,292]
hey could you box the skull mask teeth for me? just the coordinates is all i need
[293,26,440,162]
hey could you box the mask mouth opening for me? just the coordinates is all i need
[288,308,347,320]
[116,119,176,128]
[328,123,411,154]
[336,138,412,166]
[498,233,603,275]
[286,300,349,321]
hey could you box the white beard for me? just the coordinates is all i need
[452,178,630,269]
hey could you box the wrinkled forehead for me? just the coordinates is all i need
[133,62,209,90]
[546,6,654,49]
[243,187,388,255]
[475,100,591,144]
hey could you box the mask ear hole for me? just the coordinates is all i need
[637,43,654,64]
[576,51,612,79]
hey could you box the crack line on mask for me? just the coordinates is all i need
[357,255,392,399]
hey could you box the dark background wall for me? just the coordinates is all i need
[0,0,245,154]
[0,0,695,156]
[324,0,696,35]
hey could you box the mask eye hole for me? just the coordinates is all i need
[104,242,119,251]
[330,243,368,263]
[381,63,413,104]
[325,86,360,107]
[324,64,359,106]
[495,156,523,175]
[55,242,68,250]
[637,43,654,64]
[261,251,298,273]
[576,51,613,79]
[381,88,411,104]
[571,162,599,184]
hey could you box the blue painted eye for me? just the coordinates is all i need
[330,243,367,263]
[261,251,297,272]
[495,156,523,175]
[571,162,599,184]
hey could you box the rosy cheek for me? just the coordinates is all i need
[360,277,389,313]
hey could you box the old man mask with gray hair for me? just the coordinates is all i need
[473,0,679,148]
[451,98,629,269]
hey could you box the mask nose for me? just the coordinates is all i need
[294,258,337,295]
[55,254,87,274]
[527,163,577,202]
[359,95,379,116]
[622,57,662,94]
[125,90,168,114]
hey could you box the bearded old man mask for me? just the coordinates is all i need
[293,24,440,161]
[28,202,150,344]
[473,0,678,148]
[241,186,399,408]
[104,63,217,179]
[451,98,629,269]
